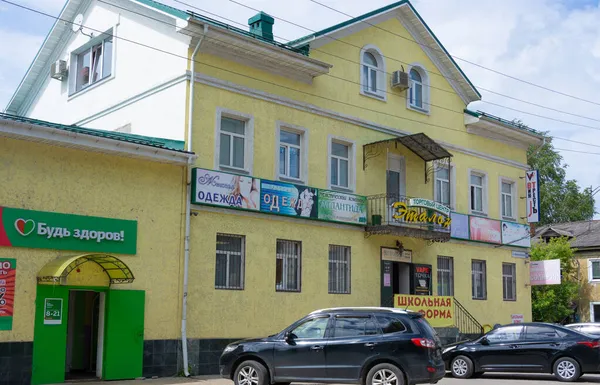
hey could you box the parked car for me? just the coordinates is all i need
[565,323,600,336]
[442,322,600,382]
[219,307,445,385]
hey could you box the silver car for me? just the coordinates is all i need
[565,323,600,336]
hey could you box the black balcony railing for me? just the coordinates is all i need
[365,194,451,241]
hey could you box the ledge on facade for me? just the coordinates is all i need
[365,224,451,241]
[464,109,544,149]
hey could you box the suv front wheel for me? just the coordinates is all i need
[366,363,405,385]
[234,360,269,385]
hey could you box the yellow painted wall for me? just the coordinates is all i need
[577,254,600,322]
[0,136,186,342]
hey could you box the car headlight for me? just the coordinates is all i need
[223,345,238,354]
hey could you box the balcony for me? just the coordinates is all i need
[366,194,451,241]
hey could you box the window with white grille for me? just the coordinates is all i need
[437,256,454,296]
[215,234,245,290]
[469,171,487,214]
[472,260,487,300]
[276,240,301,292]
[329,245,351,294]
[501,180,515,219]
[503,263,516,301]
[435,167,451,207]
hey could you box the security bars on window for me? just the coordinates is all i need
[502,263,517,301]
[329,245,351,294]
[437,256,454,296]
[472,260,487,300]
[276,239,301,292]
[215,234,245,290]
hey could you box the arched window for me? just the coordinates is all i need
[408,65,429,112]
[360,46,386,99]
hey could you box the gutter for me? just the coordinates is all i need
[181,24,208,378]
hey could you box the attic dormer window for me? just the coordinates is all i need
[360,45,386,100]
[70,30,114,95]
[408,64,430,113]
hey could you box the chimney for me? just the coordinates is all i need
[248,12,274,41]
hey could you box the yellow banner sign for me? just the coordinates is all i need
[394,294,455,327]
[392,202,451,228]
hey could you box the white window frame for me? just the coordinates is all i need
[433,162,456,209]
[588,259,600,283]
[276,239,302,292]
[68,27,116,98]
[468,169,488,216]
[214,107,254,174]
[472,260,487,300]
[406,63,430,114]
[437,256,454,296]
[590,302,600,322]
[327,135,356,192]
[499,176,517,221]
[215,234,245,290]
[359,45,387,101]
[329,244,351,294]
[502,263,517,301]
[275,122,309,184]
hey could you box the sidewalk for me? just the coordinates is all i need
[58,376,230,385]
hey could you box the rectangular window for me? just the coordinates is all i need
[74,36,113,93]
[330,141,350,189]
[279,130,302,180]
[437,256,454,296]
[470,172,486,214]
[501,181,515,219]
[472,260,487,300]
[276,240,301,292]
[435,167,451,206]
[329,245,351,294]
[215,234,245,290]
[503,263,516,301]
[219,116,246,170]
[590,260,600,281]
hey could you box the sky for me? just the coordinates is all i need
[1,0,600,217]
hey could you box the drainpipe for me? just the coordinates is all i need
[182,24,208,378]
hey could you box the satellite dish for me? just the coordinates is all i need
[72,14,84,33]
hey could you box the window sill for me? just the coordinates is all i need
[503,216,517,222]
[408,105,430,115]
[330,185,355,194]
[470,211,488,217]
[503,298,517,302]
[276,289,301,293]
[360,90,387,102]
[279,175,306,185]
[219,165,250,175]
[589,279,600,284]
[472,297,487,301]
[329,291,352,295]
[215,287,245,291]
[68,74,115,101]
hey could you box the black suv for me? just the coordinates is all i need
[219,307,445,385]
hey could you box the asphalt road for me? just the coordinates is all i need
[441,373,600,384]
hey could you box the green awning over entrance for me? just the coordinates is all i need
[37,254,135,285]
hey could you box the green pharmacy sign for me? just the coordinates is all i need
[0,206,137,255]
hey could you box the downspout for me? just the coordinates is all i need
[182,24,208,378]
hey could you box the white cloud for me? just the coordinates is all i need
[16,0,66,15]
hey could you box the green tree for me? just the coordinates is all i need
[530,237,579,322]
[526,133,595,225]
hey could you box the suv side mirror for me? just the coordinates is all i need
[481,337,489,346]
[285,332,297,343]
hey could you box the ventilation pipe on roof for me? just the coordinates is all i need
[182,24,208,378]
[248,12,275,41]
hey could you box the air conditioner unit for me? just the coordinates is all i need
[50,60,68,81]
[391,70,409,90]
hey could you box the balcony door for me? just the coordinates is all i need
[387,154,406,223]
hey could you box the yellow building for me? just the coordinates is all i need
[181,0,543,375]
[0,114,194,384]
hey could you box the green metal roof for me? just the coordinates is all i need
[0,113,189,153]
[464,109,544,137]
[134,0,189,20]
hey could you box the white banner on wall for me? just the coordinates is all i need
[530,259,561,286]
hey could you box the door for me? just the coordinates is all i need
[381,260,393,307]
[326,315,381,381]
[520,325,565,372]
[102,289,145,380]
[386,154,406,223]
[272,316,330,381]
[476,325,525,371]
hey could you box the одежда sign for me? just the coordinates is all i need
[0,206,137,254]
[0,258,16,331]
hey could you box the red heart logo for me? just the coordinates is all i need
[14,219,35,236]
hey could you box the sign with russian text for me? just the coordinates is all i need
[511,314,524,324]
[318,190,366,224]
[381,247,412,263]
[260,180,318,218]
[192,168,260,210]
[450,212,469,240]
[408,198,451,216]
[530,259,561,285]
[43,298,63,325]
[392,202,451,228]
[395,295,454,327]
[469,216,502,244]
[0,206,137,254]
[0,259,16,331]
[501,221,531,248]
[411,264,432,295]
[526,170,540,223]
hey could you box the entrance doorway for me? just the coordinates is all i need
[381,259,411,307]
[65,291,104,380]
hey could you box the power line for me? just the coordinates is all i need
[555,148,600,156]
[307,0,600,108]
[174,0,600,133]
[5,0,600,153]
